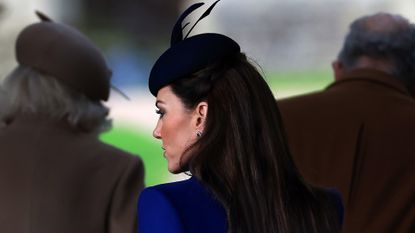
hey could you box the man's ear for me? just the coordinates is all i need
[332,60,344,81]
[193,101,208,130]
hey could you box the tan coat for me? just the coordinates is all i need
[278,69,415,233]
[0,115,144,233]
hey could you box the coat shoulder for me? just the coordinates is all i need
[138,177,227,233]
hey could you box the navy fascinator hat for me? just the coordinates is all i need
[148,0,241,96]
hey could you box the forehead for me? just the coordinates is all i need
[156,86,185,108]
[157,86,174,101]
[156,86,194,119]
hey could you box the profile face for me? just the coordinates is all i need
[153,86,198,173]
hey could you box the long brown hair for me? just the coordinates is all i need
[171,53,341,233]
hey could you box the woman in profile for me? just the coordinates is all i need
[138,1,343,233]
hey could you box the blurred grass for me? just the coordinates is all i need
[267,70,332,98]
[100,126,169,187]
[100,70,334,186]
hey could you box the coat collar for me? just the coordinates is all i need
[327,68,411,96]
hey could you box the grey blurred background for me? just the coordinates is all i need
[2,0,415,135]
[1,0,415,85]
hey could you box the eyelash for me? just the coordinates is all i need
[155,109,165,118]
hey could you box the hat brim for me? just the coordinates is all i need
[149,33,240,96]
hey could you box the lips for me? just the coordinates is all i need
[161,146,166,158]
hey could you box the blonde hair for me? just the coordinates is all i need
[2,66,111,133]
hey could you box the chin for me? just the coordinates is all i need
[167,167,179,174]
[168,164,188,174]
[167,163,181,174]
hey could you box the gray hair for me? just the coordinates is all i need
[338,13,415,87]
[2,66,112,133]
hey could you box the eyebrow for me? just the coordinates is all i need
[155,100,165,107]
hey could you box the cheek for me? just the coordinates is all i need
[164,120,193,151]
[166,111,192,134]
[162,116,195,163]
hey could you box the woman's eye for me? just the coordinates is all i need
[155,109,165,118]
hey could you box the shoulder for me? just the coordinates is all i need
[137,179,195,233]
[138,178,194,204]
[138,186,184,233]
[138,177,227,233]
[145,177,224,212]
[277,89,335,111]
[277,90,337,122]
[147,176,204,197]
[139,177,215,213]
[88,137,144,168]
[101,143,144,185]
[78,138,144,188]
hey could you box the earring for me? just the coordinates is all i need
[196,131,203,137]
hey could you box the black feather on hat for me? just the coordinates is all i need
[148,0,240,96]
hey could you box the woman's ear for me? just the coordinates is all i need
[193,101,208,130]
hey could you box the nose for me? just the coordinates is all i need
[153,120,162,139]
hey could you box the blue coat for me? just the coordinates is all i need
[138,177,227,233]
[138,177,343,233]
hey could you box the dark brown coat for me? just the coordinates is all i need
[0,115,144,233]
[278,69,415,233]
